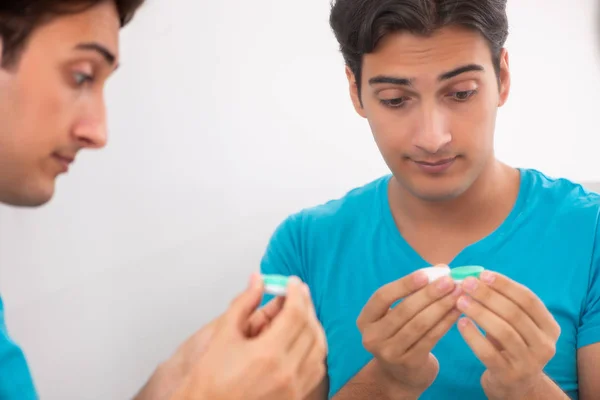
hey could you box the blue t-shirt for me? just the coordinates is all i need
[260,168,600,399]
[0,297,37,399]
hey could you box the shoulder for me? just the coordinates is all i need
[522,168,600,220]
[278,175,390,236]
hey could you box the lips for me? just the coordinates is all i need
[52,153,75,173]
[54,154,74,164]
[412,157,456,174]
[414,158,456,166]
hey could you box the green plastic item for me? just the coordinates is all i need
[262,274,289,287]
[450,265,484,281]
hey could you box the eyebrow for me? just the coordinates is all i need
[74,42,117,66]
[438,64,484,81]
[368,63,485,87]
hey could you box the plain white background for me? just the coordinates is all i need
[1,0,600,398]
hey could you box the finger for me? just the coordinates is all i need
[297,345,327,397]
[288,327,317,371]
[367,276,457,341]
[262,277,310,349]
[478,271,560,339]
[392,286,462,354]
[224,273,265,331]
[457,317,509,372]
[246,296,285,337]
[456,295,528,362]
[357,269,432,327]
[461,277,542,348]
[404,308,462,359]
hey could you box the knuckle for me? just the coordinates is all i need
[361,326,380,350]
[553,322,562,339]
[378,345,398,362]
[505,305,522,325]
[522,292,537,309]
[274,367,296,391]
[540,340,556,361]
[372,288,390,306]
[288,304,306,321]
[258,351,282,370]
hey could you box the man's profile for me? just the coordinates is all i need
[0,1,327,399]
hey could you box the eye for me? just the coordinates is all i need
[73,72,94,86]
[380,97,409,108]
[450,90,477,102]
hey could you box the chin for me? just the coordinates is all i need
[8,183,56,208]
[403,177,471,203]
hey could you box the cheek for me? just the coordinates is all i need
[15,69,74,152]
[365,104,413,152]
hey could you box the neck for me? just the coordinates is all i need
[389,158,520,231]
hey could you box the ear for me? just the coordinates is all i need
[497,48,510,107]
[345,65,367,118]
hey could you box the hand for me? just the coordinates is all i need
[356,265,463,396]
[456,271,561,399]
[135,279,289,400]
[171,273,327,400]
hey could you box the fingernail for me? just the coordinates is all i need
[451,285,463,297]
[413,271,429,286]
[462,277,478,292]
[248,273,259,288]
[436,277,452,291]
[481,271,495,284]
[303,284,310,296]
[457,296,471,310]
[458,318,470,328]
[288,276,301,286]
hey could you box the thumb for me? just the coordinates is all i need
[224,273,264,330]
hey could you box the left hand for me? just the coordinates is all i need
[137,290,286,400]
[455,270,561,399]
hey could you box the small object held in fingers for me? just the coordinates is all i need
[449,266,484,283]
[262,274,291,296]
[417,265,485,283]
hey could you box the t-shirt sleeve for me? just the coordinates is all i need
[259,214,305,307]
[577,211,600,348]
[0,296,38,399]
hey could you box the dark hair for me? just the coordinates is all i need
[329,0,508,96]
[0,0,144,67]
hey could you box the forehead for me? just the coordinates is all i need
[363,26,493,79]
[26,1,120,60]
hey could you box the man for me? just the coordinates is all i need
[260,0,600,399]
[0,1,326,399]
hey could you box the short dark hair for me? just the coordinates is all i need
[329,0,508,96]
[0,0,144,67]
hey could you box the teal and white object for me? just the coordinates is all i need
[450,265,484,283]
[419,265,484,283]
[419,266,451,282]
[262,274,290,296]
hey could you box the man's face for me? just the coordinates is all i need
[0,0,120,207]
[347,26,510,202]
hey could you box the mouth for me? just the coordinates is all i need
[52,153,75,172]
[412,157,457,173]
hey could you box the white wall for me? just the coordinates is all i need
[1,0,600,398]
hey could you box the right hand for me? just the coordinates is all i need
[171,274,327,400]
[356,265,462,395]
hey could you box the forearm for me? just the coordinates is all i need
[487,374,570,400]
[333,360,421,400]
[520,375,570,400]
[133,362,181,400]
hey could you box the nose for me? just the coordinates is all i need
[412,105,451,154]
[72,97,108,149]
